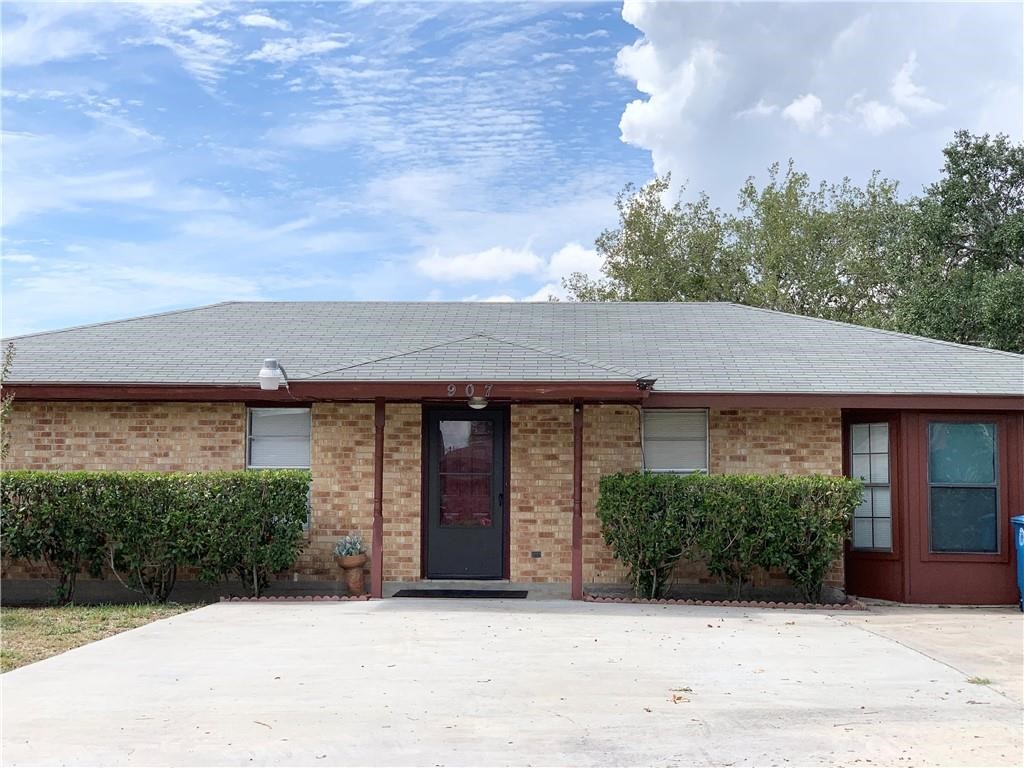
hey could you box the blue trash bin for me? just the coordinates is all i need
[1012,516,1024,612]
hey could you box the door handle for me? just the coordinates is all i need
[498,492,504,513]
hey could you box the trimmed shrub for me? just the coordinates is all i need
[0,472,106,604]
[597,472,862,602]
[0,470,310,603]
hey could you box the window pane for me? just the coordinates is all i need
[928,423,996,484]
[930,487,998,553]
[871,486,891,516]
[440,474,492,528]
[854,492,872,518]
[851,454,870,482]
[851,424,870,454]
[869,423,889,453]
[250,408,310,437]
[853,518,873,548]
[248,408,311,468]
[645,440,707,472]
[644,411,706,440]
[643,410,708,472]
[439,420,493,474]
[869,453,889,484]
[873,518,892,550]
[249,436,310,468]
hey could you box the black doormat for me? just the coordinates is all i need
[392,589,528,599]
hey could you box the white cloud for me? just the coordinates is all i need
[737,99,778,118]
[781,93,827,133]
[1,4,105,67]
[416,241,602,297]
[1,253,37,263]
[545,242,601,281]
[417,246,544,282]
[239,12,290,31]
[246,34,353,63]
[617,39,719,174]
[890,51,944,114]
[856,100,908,135]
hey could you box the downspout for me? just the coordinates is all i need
[571,399,584,600]
[371,397,385,599]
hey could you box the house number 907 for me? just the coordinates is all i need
[447,383,493,397]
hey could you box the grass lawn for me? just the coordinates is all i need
[1,603,196,673]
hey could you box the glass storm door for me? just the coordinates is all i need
[425,409,505,579]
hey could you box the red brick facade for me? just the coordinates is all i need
[3,401,845,589]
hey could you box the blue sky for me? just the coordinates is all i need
[2,1,1021,337]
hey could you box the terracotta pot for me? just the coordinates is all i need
[336,553,368,596]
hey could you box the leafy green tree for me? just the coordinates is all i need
[565,164,909,326]
[564,176,747,303]
[567,131,1024,353]
[892,131,1024,351]
[1,343,14,461]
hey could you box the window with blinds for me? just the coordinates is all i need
[642,409,709,474]
[247,408,311,469]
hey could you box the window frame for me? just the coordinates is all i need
[926,420,1000,556]
[641,408,709,475]
[843,412,901,562]
[246,406,312,470]
[849,421,894,553]
[915,412,1011,565]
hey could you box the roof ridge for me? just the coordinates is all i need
[475,331,650,380]
[729,303,1024,360]
[298,333,481,380]
[1,301,241,342]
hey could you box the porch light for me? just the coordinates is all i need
[467,396,488,410]
[258,358,288,390]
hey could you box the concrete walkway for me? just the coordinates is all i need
[2,600,1021,767]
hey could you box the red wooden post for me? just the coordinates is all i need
[571,400,584,600]
[371,398,385,599]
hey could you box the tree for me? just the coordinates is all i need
[563,176,748,303]
[565,164,909,326]
[566,131,1024,353]
[892,131,1024,352]
[0,343,14,461]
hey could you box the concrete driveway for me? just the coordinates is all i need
[2,600,1021,767]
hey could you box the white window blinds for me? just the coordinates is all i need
[247,408,311,469]
[643,410,708,474]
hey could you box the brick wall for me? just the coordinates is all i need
[709,408,842,475]
[4,401,245,472]
[297,403,375,579]
[3,401,846,590]
[381,404,422,581]
[509,404,573,582]
[582,405,642,583]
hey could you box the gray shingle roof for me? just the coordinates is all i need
[4,301,1022,395]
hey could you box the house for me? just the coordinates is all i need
[3,301,1022,604]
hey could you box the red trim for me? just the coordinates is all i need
[571,400,584,601]
[371,398,385,599]
[646,392,1024,411]
[7,380,650,403]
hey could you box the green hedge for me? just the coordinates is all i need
[0,470,310,603]
[597,472,862,602]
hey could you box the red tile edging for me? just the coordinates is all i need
[219,595,372,603]
[583,594,867,610]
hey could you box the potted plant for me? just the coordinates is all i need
[334,532,367,596]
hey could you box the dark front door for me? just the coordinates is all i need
[425,409,506,579]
